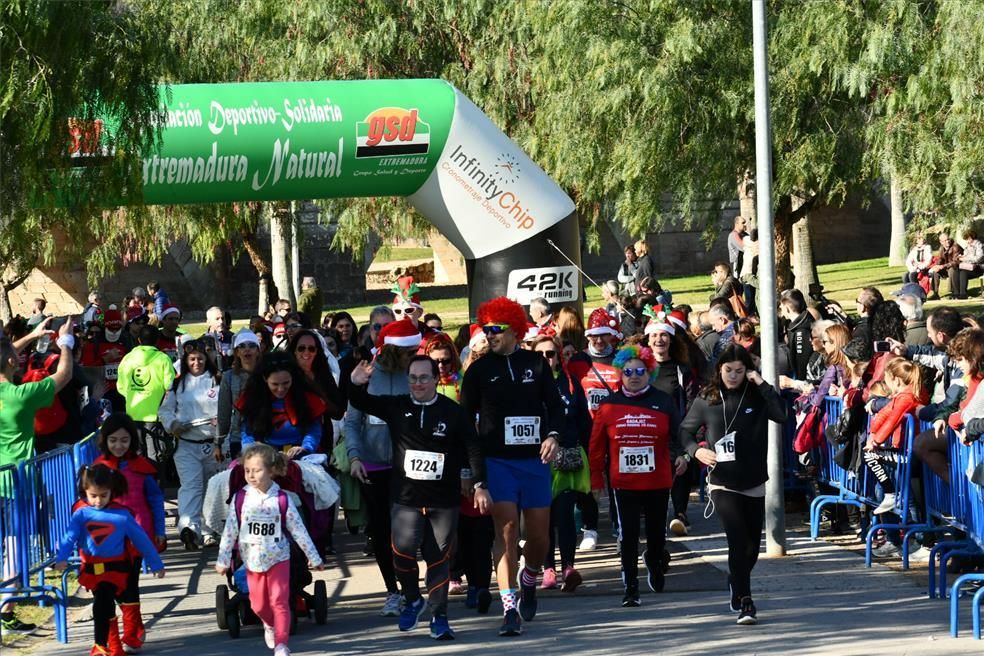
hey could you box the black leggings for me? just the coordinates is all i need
[363,469,398,593]
[576,491,599,532]
[863,448,899,493]
[612,488,669,586]
[457,513,494,590]
[949,265,982,298]
[712,490,764,600]
[914,428,949,483]
[546,490,577,570]
[93,582,121,647]
[391,504,458,617]
[671,459,700,517]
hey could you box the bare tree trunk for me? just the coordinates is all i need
[241,221,276,315]
[792,214,820,298]
[290,204,301,302]
[270,202,294,308]
[0,286,12,324]
[774,197,795,293]
[888,174,907,266]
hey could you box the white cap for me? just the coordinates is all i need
[233,329,260,349]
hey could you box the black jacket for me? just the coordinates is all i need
[348,385,484,508]
[679,380,788,491]
[784,311,815,381]
[553,369,592,450]
[460,348,564,460]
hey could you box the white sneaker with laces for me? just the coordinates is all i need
[264,624,275,649]
[578,529,598,551]
[381,592,403,617]
[274,644,291,656]
[874,493,896,515]
[908,546,933,562]
[202,534,219,548]
[872,541,901,558]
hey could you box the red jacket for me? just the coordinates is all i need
[589,387,680,491]
[870,390,919,448]
[568,352,620,417]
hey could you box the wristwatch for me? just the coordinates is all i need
[473,481,488,491]
[682,453,692,463]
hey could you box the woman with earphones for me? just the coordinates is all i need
[679,344,787,627]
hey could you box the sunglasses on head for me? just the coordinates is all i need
[295,344,318,353]
[482,324,509,335]
[622,367,648,378]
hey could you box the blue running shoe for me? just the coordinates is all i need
[398,597,427,632]
[429,616,455,641]
[518,584,537,621]
[499,609,522,637]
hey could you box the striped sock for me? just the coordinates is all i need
[500,588,517,612]
[520,566,539,588]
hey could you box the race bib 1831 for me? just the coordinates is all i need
[504,416,541,445]
[619,446,655,474]
[404,449,445,480]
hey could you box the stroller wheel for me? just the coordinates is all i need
[226,609,240,639]
[240,602,258,626]
[216,585,230,630]
[313,580,328,625]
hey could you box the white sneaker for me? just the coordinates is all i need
[264,624,275,649]
[874,493,896,515]
[909,546,933,562]
[202,534,219,548]
[872,541,901,559]
[578,529,598,551]
[274,645,291,656]
[380,592,402,617]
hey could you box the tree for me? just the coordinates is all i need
[0,0,173,320]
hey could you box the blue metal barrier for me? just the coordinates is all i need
[73,433,99,472]
[864,415,919,567]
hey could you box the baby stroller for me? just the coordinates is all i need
[213,459,335,638]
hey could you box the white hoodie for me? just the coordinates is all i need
[158,371,219,436]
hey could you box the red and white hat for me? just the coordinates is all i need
[125,305,146,324]
[584,308,621,338]
[643,304,675,336]
[468,323,486,350]
[376,318,423,351]
[103,306,124,330]
[273,322,287,338]
[391,276,423,310]
[667,309,688,331]
[159,304,181,319]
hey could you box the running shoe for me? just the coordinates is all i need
[179,527,199,551]
[736,597,757,625]
[429,616,455,641]
[274,645,291,656]
[643,550,665,592]
[202,534,218,548]
[872,541,901,559]
[398,597,427,632]
[622,586,641,608]
[476,588,492,614]
[498,609,522,637]
[728,576,740,613]
[874,493,897,515]
[578,529,598,551]
[380,592,403,617]
[909,546,933,563]
[448,579,465,595]
[561,566,582,593]
[1,615,38,635]
[669,513,689,537]
[518,584,537,621]
[541,568,558,589]
[264,624,275,649]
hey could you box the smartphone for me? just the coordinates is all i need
[873,340,891,353]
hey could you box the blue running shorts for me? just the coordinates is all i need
[486,457,552,509]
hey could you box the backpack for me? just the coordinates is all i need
[23,353,68,435]
[234,487,289,543]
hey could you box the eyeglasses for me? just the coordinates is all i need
[295,345,318,353]
[482,324,509,335]
[408,374,435,384]
[433,358,452,366]
[539,350,557,359]
[622,367,648,378]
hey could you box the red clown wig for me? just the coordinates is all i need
[477,297,529,340]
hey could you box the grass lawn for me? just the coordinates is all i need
[181,256,984,337]
[373,246,433,263]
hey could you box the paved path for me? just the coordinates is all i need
[18,502,984,655]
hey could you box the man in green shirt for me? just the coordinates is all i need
[0,316,74,635]
[117,325,176,422]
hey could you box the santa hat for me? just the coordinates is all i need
[643,304,676,336]
[103,306,124,330]
[523,323,541,342]
[468,323,486,350]
[159,304,181,319]
[584,308,621,338]
[667,309,688,331]
[376,318,423,351]
[126,306,147,324]
[391,276,423,309]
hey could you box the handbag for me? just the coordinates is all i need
[554,446,584,472]
[729,288,749,319]
[959,262,976,271]
[792,402,825,454]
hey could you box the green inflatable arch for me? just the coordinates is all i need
[85,79,583,314]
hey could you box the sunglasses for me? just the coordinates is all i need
[622,367,648,378]
[408,374,435,384]
[482,324,509,335]
[394,307,417,316]
[433,358,452,366]
[295,345,318,353]
[539,350,557,359]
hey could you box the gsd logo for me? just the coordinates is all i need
[356,108,430,158]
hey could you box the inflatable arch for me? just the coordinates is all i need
[119,79,581,315]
